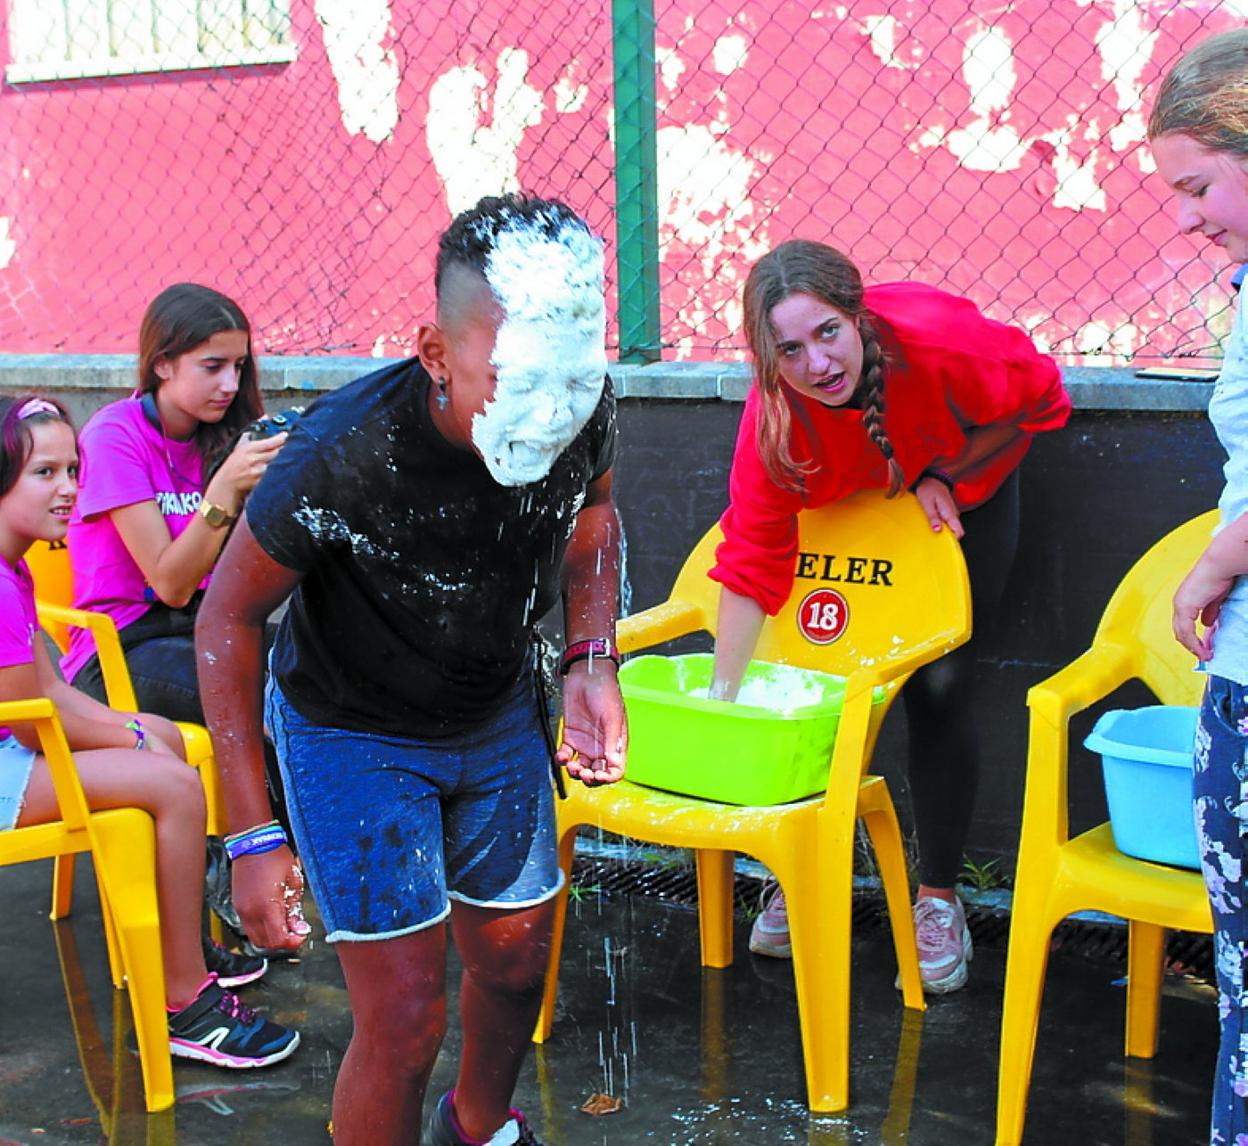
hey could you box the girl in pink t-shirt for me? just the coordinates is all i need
[65,283,287,721]
[0,394,299,1068]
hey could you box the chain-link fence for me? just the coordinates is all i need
[0,0,1239,363]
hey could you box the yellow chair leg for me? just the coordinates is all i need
[994,895,1057,1146]
[858,779,924,1011]
[534,826,578,1044]
[694,848,735,969]
[90,814,173,1113]
[784,847,853,1113]
[51,853,76,918]
[1125,922,1165,1059]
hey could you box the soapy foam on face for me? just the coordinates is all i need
[472,215,607,486]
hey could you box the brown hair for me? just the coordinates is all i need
[0,395,73,500]
[137,283,264,471]
[742,240,903,496]
[1148,28,1248,153]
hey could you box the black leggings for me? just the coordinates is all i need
[902,469,1020,888]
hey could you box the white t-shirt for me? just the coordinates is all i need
[1205,289,1248,684]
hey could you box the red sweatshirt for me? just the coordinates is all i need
[710,281,1071,614]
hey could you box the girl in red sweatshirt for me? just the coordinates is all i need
[710,239,1071,993]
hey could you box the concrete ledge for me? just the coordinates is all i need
[0,354,1217,412]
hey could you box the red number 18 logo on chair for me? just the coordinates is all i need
[797,587,849,645]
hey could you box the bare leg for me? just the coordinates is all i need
[332,925,449,1146]
[19,748,209,1005]
[450,898,556,1140]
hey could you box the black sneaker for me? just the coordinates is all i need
[202,937,268,988]
[168,982,300,1069]
[425,1090,543,1145]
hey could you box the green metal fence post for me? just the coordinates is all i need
[612,0,661,363]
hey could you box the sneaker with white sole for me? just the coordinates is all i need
[912,895,972,994]
[167,981,300,1069]
[425,1090,543,1145]
[748,882,792,959]
[202,937,268,988]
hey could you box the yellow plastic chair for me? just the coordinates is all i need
[0,697,174,1111]
[535,489,972,1112]
[995,510,1217,1146]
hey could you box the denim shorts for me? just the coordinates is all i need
[265,675,562,943]
[0,734,38,832]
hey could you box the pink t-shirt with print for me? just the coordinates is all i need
[62,398,209,682]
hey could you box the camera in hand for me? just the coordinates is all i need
[204,406,305,483]
[245,407,304,442]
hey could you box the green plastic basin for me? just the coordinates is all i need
[619,653,885,806]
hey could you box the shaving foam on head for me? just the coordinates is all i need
[471,214,607,487]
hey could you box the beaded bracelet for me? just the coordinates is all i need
[124,718,146,751]
[224,819,289,861]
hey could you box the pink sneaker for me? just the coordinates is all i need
[912,895,972,994]
[748,883,792,958]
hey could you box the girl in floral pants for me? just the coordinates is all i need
[1153,29,1248,1144]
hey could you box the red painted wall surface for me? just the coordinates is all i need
[0,0,1237,363]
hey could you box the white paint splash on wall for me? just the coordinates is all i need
[554,73,588,114]
[712,33,748,74]
[657,121,770,356]
[863,15,905,69]
[314,0,400,144]
[427,49,545,216]
[0,219,16,268]
[657,47,687,93]
[1096,0,1158,152]
[945,24,1026,172]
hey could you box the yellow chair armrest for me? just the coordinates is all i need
[1019,642,1134,848]
[0,697,91,830]
[618,601,706,654]
[1026,642,1134,726]
[36,601,139,713]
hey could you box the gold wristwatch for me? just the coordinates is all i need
[199,501,235,528]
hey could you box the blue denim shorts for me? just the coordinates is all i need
[0,734,38,832]
[265,676,562,943]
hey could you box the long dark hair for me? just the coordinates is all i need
[742,240,903,496]
[0,395,74,499]
[137,283,263,471]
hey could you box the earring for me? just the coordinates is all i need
[436,378,449,410]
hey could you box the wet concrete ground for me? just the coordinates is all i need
[0,854,1218,1145]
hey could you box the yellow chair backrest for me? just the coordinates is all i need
[642,488,972,681]
[25,538,74,651]
[1089,508,1217,707]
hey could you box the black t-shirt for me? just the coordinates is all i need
[246,357,616,737]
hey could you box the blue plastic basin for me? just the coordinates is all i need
[1084,705,1200,871]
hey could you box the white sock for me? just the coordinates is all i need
[485,1119,520,1146]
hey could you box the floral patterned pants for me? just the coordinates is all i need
[1195,675,1248,1145]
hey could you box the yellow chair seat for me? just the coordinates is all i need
[537,489,972,1113]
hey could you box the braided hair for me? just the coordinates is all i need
[742,240,904,497]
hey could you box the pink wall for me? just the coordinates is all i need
[0,0,1237,363]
